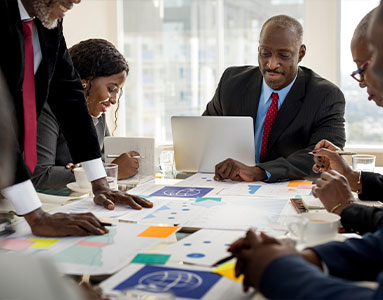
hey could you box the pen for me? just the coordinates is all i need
[107,154,144,159]
[212,254,235,267]
[309,151,356,156]
[99,221,113,227]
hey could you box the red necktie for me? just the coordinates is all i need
[260,92,279,162]
[21,20,37,173]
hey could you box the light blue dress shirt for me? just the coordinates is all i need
[254,75,298,165]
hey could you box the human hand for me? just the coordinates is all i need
[66,162,81,173]
[112,151,140,179]
[23,208,109,237]
[312,170,355,215]
[214,159,266,182]
[91,177,153,210]
[229,230,297,291]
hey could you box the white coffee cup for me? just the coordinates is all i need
[73,167,91,189]
[288,212,340,245]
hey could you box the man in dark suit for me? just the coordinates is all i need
[0,0,152,237]
[203,15,346,183]
[311,8,383,235]
[229,5,383,299]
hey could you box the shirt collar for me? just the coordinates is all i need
[261,73,298,105]
[17,0,34,21]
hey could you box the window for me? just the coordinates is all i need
[120,0,304,143]
[340,0,381,146]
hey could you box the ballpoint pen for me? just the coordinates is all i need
[309,151,356,156]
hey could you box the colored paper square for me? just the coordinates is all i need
[297,184,314,189]
[113,265,221,299]
[138,226,178,238]
[76,240,111,247]
[288,180,312,187]
[131,253,170,265]
[213,261,243,282]
[0,238,35,251]
[28,238,59,249]
[150,186,213,198]
[195,197,221,203]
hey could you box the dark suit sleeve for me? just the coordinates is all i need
[340,204,383,235]
[358,172,383,201]
[260,255,380,300]
[258,86,345,182]
[312,230,383,281]
[32,105,75,189]
[46,23,101,164]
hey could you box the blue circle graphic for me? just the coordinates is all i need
[183,243,192,246]
[187,253,205,258]
[203,241,211,244]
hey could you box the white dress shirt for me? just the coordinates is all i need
[2,0,106,215]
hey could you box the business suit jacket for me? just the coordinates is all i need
[203,66,346,182]
[260,228,383,299]
[32,104,109,190]
[0,0,100,184]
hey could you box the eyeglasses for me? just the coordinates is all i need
[350,60,370,82]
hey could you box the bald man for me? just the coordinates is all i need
[204,15,345,183]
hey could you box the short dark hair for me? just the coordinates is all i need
[69,39,129,80]
[260,15,303,46]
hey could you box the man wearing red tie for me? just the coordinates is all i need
[203,15,346,183]
[0,0,153,237]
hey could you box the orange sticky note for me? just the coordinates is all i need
[288,180,312,187]
[138,226,178,238]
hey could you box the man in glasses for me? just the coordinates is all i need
[203,15,346,183]
[228,5,383,299]
[311,8,383,235]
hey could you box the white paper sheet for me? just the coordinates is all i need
[158,229,245,266]
[100,263,254,300]
[1,221,176,275]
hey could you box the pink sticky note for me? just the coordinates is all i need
[76,240,111,247]
[0,239,35,251]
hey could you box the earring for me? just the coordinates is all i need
[82,83,87,88]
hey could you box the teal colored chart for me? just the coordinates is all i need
[54,228,117,266]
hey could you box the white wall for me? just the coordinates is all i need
[63,0,118,48]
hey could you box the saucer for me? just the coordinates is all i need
[66,182,92,194]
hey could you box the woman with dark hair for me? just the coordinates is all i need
[32,39,139,190]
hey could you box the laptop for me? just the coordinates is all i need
[171,116,255,173]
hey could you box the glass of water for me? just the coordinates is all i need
[160,150,174,178]
[104,163,118,190]
[352,154,376,172]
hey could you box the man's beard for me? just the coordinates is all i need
[31,0,59,29]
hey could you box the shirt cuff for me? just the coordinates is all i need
[2,180,41,215]
[82,158,106,182]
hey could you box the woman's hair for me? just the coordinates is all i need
[69,39,129,134]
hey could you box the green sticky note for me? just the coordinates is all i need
[195,197,222,203]
[131,253,170,265]
[137,195,150,199]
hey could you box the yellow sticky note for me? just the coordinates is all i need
[138,226,178,238]
[28,238,59,249]
[288,180,312,187]
[213,261,243,282]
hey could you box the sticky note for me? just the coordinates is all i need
[0,238,35,251]
[196,197,221,203]
[76,240,111,247]
[213,261,243,282]
[138,226,178,238]
[131,253,170,265]
[288,180,312,187]
[28,238,59,249]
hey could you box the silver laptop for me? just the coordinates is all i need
[171,116,255,173]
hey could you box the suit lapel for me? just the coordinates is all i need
[243,69,263,124]
[267,68,306,151]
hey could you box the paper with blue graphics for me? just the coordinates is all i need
[150,186,214,198]
[100,263,254,300]
[157,229,245,266]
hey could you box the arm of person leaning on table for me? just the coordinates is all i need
[229,229,383,300]
[312,139,383,234]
